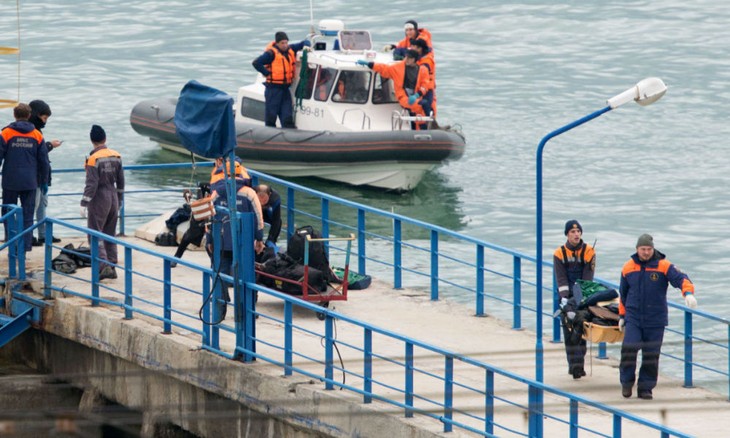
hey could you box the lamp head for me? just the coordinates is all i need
[607,77,667,109]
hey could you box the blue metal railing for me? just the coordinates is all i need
[1,162,725,436]
[5,215,687,437]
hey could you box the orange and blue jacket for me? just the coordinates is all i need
[0,121,49,191]
[210,161,251,185]
[619,250,694,327]
[553,241,595,299]
[82,146,124,207]
[371,61,432,115]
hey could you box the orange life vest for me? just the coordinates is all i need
[264,41,296,85]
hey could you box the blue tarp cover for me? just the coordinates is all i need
[174,80,236,158]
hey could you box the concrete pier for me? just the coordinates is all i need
[1,236,728,437]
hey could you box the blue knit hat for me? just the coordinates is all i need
[564,219,582,235]
[90,124,106,143]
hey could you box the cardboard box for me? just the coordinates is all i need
[583,322,624,344]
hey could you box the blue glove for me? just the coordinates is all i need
[356,59,369,66]
[302,39,312,47]
[265,240,279,252]
[40,184,49,195]
[408,93,420,105]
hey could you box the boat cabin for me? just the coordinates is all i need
[236,20,422,132]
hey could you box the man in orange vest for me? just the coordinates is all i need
[252,31,310,128]
[80,125,125,280]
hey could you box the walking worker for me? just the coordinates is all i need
[28,99,63,246]
[553,219,595,379]
[254,184,282,249]
[618,233,697,400]
[80,125,125,280]
[252,31,310,128]
[0,103,50,252]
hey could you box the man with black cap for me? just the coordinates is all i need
[28,99,62,245]
[80,125,125,280]
[553,219,596,379]
[252,31,311,128]
[618,233,697,400]
[0,103,50,252]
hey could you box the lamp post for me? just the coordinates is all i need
[534,77,668,382]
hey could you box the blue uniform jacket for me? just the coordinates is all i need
[0,121,50,191]
[619,250,694,327]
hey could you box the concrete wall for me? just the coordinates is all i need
[1,296,453,438]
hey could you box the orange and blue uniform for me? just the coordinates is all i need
[0,120,50,251]
[371,60,432,124]
[618,250,694,393]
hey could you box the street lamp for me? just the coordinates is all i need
[534,77,667,383]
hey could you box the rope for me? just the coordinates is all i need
[294,49,310,110]
[15,0,21,102]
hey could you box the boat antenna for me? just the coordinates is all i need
[309,0,315,35]
[0,0,22,108]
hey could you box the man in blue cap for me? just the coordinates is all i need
[553,219,596,379]
[80,125,125,280]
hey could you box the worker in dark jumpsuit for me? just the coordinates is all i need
[80,125,125,280]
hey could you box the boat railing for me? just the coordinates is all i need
[339,108,371,130]
[391,109,434,131]
[0,210,692,437]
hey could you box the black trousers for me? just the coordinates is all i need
[562,317,587,374]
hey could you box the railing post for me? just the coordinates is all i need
[286,187,295,240]
[513,256,522,330]
[321,198,329,257]
[325,315,334,390]
[528,384,543,437]
[163,259,172,334]
[43,221,53,299]
[393,218,402,289]
[364,328,372,403]
[683,310,694,388]
[443,356,453,432]
[597,342,608,359]
[211,221,221,350]
[430,229,438,301]
[357,209,366,275]
[16,209,25,280]
[552,277,561,343]
[202,272,211,347]
[7,213,17,279]
[612,413,622,438]
[284,300,293,376]
[405,342,414,417]
[242,213,256,362]
[90,235,99,307]
[124,247,133,320]
[476,244,485,316]
[485,369,494,435]
[569,399,578,438]
[118,198,125,236]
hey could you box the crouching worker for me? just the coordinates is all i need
[254,184,282,251]
[206,161,265,319]
[553,219,595,379]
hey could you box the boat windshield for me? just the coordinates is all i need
[314,67,337,102]
[332,70,371,104]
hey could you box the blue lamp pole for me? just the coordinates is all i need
[535,77,667,382]
[531,77,667,435]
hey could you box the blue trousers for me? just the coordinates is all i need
[619,323,665,391]
[264,85,295,128]
[3,189,36,251]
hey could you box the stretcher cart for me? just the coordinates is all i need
[256,233,355,319]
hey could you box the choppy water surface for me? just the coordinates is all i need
[2,0,730,378]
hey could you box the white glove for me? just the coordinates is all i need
[80,206,87,218]
[566,311,576,320]
[618,318,625,332]
[684,293,698,309]
[560,297,568,309]
[382,44,394,52]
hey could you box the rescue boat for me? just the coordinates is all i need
[130,20,465,191]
